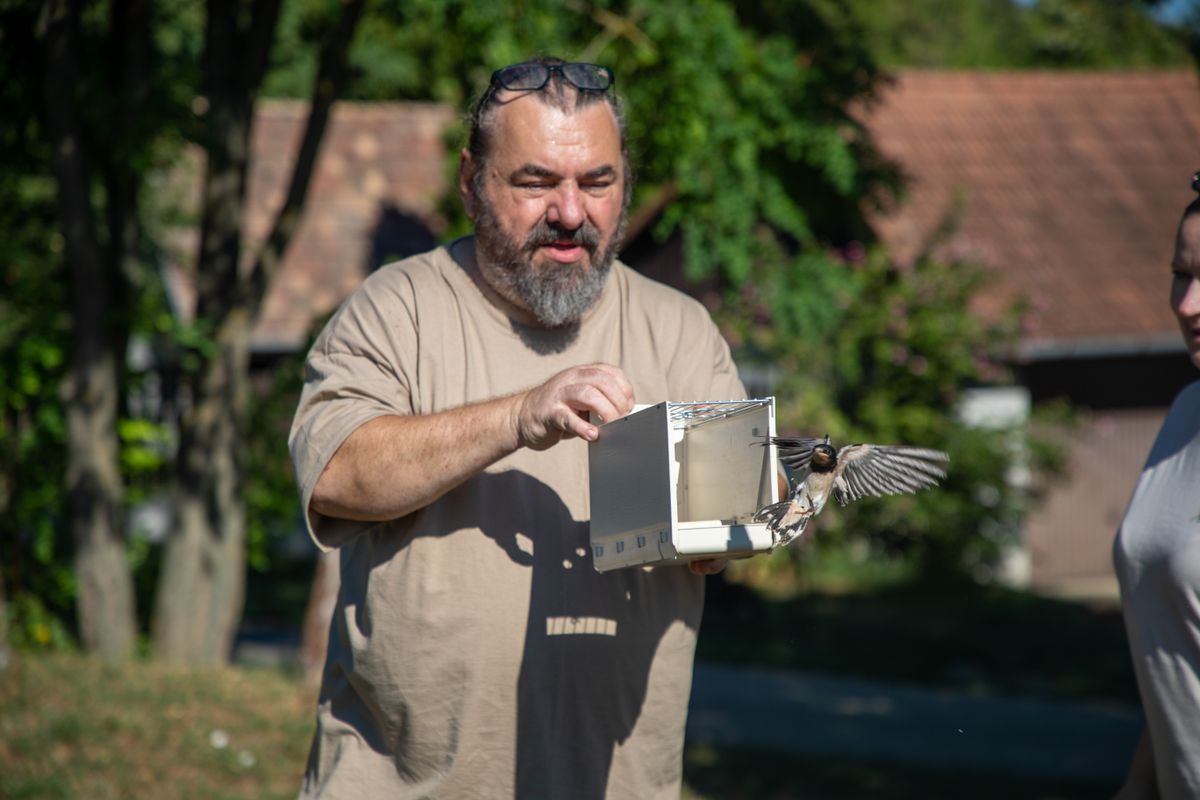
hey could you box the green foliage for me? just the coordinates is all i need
[244,347,312,572]
[0,0,76,637]
[0,0,200,648]
[720,231,1065,581]
[264,0,898,273]
[849,0,1194,68]
[5,595,75,654]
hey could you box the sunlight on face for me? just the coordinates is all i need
[1171,212,1200,370]
[469,94,627,328]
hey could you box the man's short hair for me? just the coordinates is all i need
[465,55,632,203]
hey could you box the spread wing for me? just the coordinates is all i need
[832,444,949,506]
[760,436,827,474]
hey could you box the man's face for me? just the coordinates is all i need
[462,94,627,328]
[1172,212,1200,369]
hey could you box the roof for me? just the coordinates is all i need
[212,74,1200,358]
[863,70,1200,359]
[167,101,456,353]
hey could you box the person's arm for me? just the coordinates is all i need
[310,363,634,522]
[1113,726,1158,800]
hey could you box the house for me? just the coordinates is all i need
[863,70,1200,593]
[230,70,1200,592]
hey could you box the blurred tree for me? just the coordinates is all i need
[25,0,365,664]
[720,232,1067,582]
[263,0,899,295]
[848,0,1192,68]
[150,0,365,664]
[0,2,75,652]
[39,0,145,661]
[1027,0,1190,66]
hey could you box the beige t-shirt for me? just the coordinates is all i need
[289,239,745,799]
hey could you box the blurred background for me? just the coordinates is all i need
[3,0,1200,797]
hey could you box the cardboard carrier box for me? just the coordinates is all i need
[588,399,779,572]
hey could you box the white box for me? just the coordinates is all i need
[588,399,779,572]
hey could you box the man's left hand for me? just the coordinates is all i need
[688,558,727,576]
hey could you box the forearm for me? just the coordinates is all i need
[308,363,635,524]
[311,393,521,522]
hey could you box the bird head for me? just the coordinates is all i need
[811,440,837,471]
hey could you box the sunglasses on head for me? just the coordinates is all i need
[490,62,615,93]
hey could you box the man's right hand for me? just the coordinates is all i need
[311,363,635,524]
[511,363,635,451]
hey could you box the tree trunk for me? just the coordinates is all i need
[0,568,10,671]
[153,314,253,663]
[151,0,362,664]
[42,0,137,661]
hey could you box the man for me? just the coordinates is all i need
[290,57,745,798]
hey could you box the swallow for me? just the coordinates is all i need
[752,434,949,548]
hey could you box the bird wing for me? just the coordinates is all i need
[831,444,949,506]
[761,436,827,474]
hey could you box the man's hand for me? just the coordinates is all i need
[312,363,634,524]
[512,363,635,450]
[688,558,728,576]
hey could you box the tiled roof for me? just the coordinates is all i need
[863,70,1200,358]
[205,75,1200,357]
[168,101,456,352]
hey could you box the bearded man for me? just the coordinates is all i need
[289,57,745,799]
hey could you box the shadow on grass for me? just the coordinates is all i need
[682,744,1117,800]
[699,571,1137,704]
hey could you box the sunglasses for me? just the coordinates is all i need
[490,62,615,93]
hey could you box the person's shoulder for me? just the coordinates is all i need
[1171,379,1200,410]
[363,244,455,295]
[614,261,715,326]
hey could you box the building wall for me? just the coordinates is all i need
[1024,408,1167,592]
[1019,352,1196,592]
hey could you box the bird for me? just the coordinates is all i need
[752,434,949,549]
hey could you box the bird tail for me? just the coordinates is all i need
[752,500,791,529]
[753,500,810,548]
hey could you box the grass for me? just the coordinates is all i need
[700,552,1137,704]
[680,744,1118,800]
[0,552,1138,798]
[0,653,316,800]
[0,653,1122,800]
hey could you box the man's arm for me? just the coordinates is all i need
[310,363,634,522]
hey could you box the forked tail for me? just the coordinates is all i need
[752,500,791,531]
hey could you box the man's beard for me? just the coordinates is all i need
[473,195,627,329]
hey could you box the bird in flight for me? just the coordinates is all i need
[753,435,949,548]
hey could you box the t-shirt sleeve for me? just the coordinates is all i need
[288,271,418,550]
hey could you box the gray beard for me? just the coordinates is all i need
[473,198,627,329]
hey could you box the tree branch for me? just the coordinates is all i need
[246,0,366,313]
[42,0,106,324]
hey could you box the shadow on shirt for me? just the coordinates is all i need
[468,468,703,798]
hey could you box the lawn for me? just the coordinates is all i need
[0,653,315,800]
[0,652,1120,799]
[700,558,1136,703]
[0,554,1137,798]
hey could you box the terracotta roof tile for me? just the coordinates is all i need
[169,101,456,351]
[175,79,1198,357]
[863,70,1200,357]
